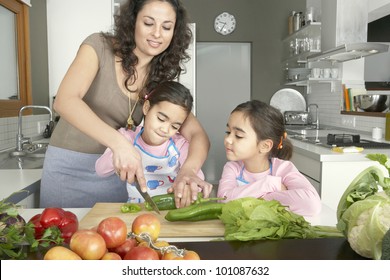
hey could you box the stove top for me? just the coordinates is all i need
[292,133,390,149]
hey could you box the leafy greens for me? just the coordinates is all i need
[219,197,342,241]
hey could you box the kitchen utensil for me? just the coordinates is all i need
[270,88,306,115]
[354,94,388,112]
[134,180,160,214]
[284,111,309,125]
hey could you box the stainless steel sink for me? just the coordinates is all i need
[0,143,48,169]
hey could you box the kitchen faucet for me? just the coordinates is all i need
[16,105,53,152]
[308,103,319,129]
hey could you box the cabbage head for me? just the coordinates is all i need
[338,192,390,259]
[337,154,390,260]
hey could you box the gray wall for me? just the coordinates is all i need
[182,0,306,102]
[30,0,49,107]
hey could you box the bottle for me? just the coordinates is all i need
[288,11,295,35]
[293,12,302,32]
[385,112,390,141]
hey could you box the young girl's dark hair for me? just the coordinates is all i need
[231,100,293,160]
[103,0,192,95]
[145,81,193,114]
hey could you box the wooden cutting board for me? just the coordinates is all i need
[79,203,225,238]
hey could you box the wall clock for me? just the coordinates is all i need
[214,12,236,35]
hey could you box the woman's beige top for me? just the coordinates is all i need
[50,33,143,154]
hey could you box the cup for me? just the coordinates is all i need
[322,68,331,79]
[331,68,339,79]
[372,127,382,140]
[311,68,321,78]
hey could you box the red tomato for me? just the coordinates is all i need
[69,229,107,260]
[97,217,128,248]
[109,238,138,259]
[123,246,159,260]
[131,213,161,242]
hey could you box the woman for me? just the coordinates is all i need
[40,0,211,208]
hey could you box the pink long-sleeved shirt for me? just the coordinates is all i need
[95,127,204,180]
[217,158,321,216]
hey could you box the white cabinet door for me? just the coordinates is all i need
[46,0,113,103]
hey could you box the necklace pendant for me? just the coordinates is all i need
[127,116,135,131]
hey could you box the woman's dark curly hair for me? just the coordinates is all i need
[102,0,192,97]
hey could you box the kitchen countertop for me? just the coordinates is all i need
[18,202,338,243]
[0,169,42,203]
[287,127,390,162]
[17,205,366,260]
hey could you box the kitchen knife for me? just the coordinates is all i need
[134,180,160,214]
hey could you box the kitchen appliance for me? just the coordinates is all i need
[354,94,389,112]
[284,111,309,125]
[322,134,390,148]
[308,42,389,62]
[292,133,390,149]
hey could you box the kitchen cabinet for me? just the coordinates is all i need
[282,22,321,84]
[290,141,387,211]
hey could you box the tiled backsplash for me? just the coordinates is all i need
[306,83,387,135]
[0,114,51,151]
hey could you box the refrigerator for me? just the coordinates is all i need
[196,42,251,186]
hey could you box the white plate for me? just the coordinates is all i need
[270,88,306,115]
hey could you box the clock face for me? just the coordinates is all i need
[214,12,236,35]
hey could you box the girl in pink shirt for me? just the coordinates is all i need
[96,81,205,204]
[218,100,321,216]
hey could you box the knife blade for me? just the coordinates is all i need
[134,180,160,214]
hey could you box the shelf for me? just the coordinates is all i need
[282,22,322,66]
[341,111,387,118]
[282,22,321,43]
[283,50,321,65]
[285,78,340,93]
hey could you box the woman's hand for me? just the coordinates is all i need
[112,140,147,192]
[168,168,213,208]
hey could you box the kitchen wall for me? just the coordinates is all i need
[181,0,306,102]
[306,0,388,134]
[2,0,388,149]
[0,114,51,151]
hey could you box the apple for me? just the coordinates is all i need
[97,217,128,248]
[43,246,82,260]
[69,229,107,260]
[123,246,159,260]
[101,252,122,260]
[131,213,161,242]
[110,237,138,259]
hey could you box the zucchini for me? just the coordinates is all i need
[145,193,226,211]
[144,193,177,211]
[164,202,223,222]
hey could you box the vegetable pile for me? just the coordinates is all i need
[29,208,78,243]
[219,197,342,241]
[336,153,390,260]
[0,197,69,259]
